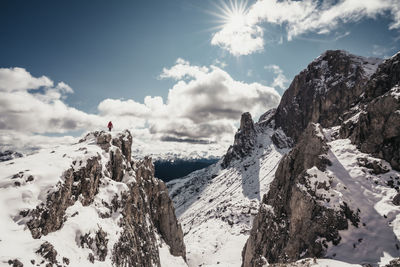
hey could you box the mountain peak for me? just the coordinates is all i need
[274,50,382,142]
[222,112,257,168]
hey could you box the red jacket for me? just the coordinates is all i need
[108,121,113,128]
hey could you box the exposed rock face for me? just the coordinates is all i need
[274,50,381,142]
[112,157,186,266]
[222,112,257,168]
[25,130,185,266]
[141,158,186,259]
[0,150,23,162]
[112,130,133,161]
[386,258,400,267]
[222,51,381,167]
[365,53,400,100]
[36,241,58,265]
[80,228,109,262]
[341,53,400,170]
[393,193,400,206]
[242,124,358,266]
[241,50,399,266]
[27,155,102,238]
[7,259,23,267]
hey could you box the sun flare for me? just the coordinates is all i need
[209,0,250,30]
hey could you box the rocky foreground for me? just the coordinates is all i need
[0,130,186,266]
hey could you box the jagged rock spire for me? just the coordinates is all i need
[222,112,256,168]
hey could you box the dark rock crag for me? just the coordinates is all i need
[26,130,185,266]
[27,155,103,238]
[274,50,381,143]
[241,50,398,266]
[340,52,400,170]
[0,150,23,162]
[112,157,186,266]
[242,124,358,266]
[222,50,380,169]
[222,112,257,168]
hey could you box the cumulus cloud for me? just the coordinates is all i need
[212,0,400,55]
[99,58,281,146]
[159,58,209,80]
[265,64,289,90]
[1,63,280,157]
[211,22,264,56]
[0,67,53,92]
[0,67,102,134]
[213,59,228,68]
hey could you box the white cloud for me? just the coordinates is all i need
[159,58,209,80]
[56,81,74,94]
[100,59,281,148]
[0,67,102,134]
[0,67,53,92]
[265,64,289,90]
[213,59,228,68]
[211,0,400,55]
[211,22,264,56]
[0,130,76,154]
[1,63,281,157]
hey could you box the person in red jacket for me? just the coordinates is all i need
[107,121,113,132]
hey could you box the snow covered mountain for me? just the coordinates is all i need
[1,49,398,267]
[168,111,290,266]
[0,130,186,266]
[168,50,400,267]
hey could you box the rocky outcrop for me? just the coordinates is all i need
[365,53,400,100]
[222,112,257,168]
[112,157,186,266]
[7,259,23,267]
[36,241,58,265]
[112,130,133,161]
[0,150,23,162]
[25,130,185,266]
[80,228,108,262]
[139,157,186,259]
[386,258,400,267]
[241,50,399,266]
[27,155,102,238]
[341,53,400,170]
[274,50,381,142]
[242,124,358,266]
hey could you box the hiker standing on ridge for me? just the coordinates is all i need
[108,121,113,132]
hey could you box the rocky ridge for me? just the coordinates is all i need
[167,107,293,265]
[274,50,382,142]
[0,130,186,266]
[242,51,400,266]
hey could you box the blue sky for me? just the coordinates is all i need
[0,0,399,157]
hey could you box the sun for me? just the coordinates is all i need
[208,0,250,31]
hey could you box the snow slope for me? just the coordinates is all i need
[169,122,400,266]
[296,127,400,266]
[168,124,288,267]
